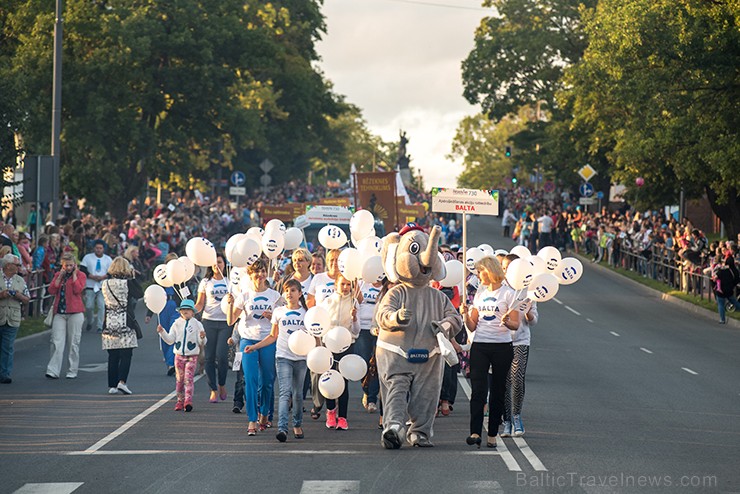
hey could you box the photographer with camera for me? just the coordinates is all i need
[0,254,31,384]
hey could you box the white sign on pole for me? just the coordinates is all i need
[579,197,597,205]
[259,159,274,173]
[229,186,246,196]
[430,187,500,216]
[305,205,353,225]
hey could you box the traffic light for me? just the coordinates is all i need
[505,146,512,157]
[512,176,518,184]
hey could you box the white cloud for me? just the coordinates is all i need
[317,0,486,189]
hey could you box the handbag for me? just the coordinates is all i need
[105,280,143,339]
[44,299,56,327]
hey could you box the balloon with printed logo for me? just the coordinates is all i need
[288,329,316,356]
[179,257,196,282]
[306,346,334,374]
[478,244,494,256]
[225,234,245,264]
[153,264,174,287]
[554,257,583,285]
[318,369,346,399]
[265,219,286,234]
[283,227,303,251]
[361,256,385,283]
[186,237,217,267]
[527,273,560,302]
[338,354,368,381]
[144,285,167,314]
[319,225,347,250]
[350,210,375,239]
[528,255,549,276]
[537,246,562,272]
[166,258,188,285]
[440,259,464,287]
[230,266,248,291]
[465,247,485,274]
[261,229,285,259]
[231,238,261,267]
[304,306,332,337]
[505,258,536,290]
[338,248,362,281]
[322,326,352,354]
[510,245,532,260]
[357,236,383,258]
[245,227,264,245]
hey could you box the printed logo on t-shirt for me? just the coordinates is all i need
[281,310,305,334]
[319,281,335,298]
[211,281,228,302]
[479,296,499,321]
[363,287,380,305]
[250,296,272,319]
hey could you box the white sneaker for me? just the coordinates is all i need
[117,382,132,395]
[367,402,378,413]
[108,387,118,395]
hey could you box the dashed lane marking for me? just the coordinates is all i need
[564,306,581,316]
[553,298,563,305]
[466,481,504,493]
[13,484,83,494]
[299,481,360,494]
[610,331,620,337]
[640,347,653,354]
[586,318,594,323]
[682,367,698,375]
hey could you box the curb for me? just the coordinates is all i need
[14,328,51,352]
[575,253,740,330]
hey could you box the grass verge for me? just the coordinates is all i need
[19,316,49,339]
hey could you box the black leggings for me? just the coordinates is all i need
[107,348,133,388]
[325,345,353,418]
[204,319,231,390]
[469,342,512,437]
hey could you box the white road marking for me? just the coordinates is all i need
[67,449,360,456]
[466,481,504,493]
[565,306,581,316]
[512,437,547,471]
[610,331,620,337]
[553,298,563,305]
[458,376,523,472]
[78,363,107,373]
[586,318,594,323]
[83,374,203,453]
[640,347,653,354]
[682,367,699,375]
[13,484,83,494]
[300,481,360,494]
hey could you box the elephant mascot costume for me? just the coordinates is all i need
[375,223,463,448]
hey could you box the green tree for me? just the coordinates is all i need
[565,0,740,236]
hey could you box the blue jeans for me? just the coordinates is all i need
[717,295,740,323]
[83,289,105,331]
[240,339,276,423]
[0,324,19,379]
[276,357,307,432]
[354,331,379,404]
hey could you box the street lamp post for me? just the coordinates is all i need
[50,0,63,222]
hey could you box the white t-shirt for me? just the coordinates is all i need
[537,215,554,233]
[308,272,335,305]
[472,285,516,343]
[81,253,113,292]
[271,306,307,361]
[358,281,382,330]
[198,277,229,321]
[234,288,281,340]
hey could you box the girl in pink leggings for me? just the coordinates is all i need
[158,299,207,412]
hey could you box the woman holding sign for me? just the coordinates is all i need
[460,256,519,449]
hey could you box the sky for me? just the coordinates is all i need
[316,0,490,189]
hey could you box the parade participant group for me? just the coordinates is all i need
[134,207,583,449]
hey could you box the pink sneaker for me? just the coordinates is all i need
[325,408,337,429]
[174,402,184,411]
[336,417,349,430]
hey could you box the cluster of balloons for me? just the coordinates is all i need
[318,210,385,284]
[502,245,584,303]
[224,220,304,267]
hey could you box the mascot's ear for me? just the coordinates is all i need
[381,233,400,283]
[432,253,446,281]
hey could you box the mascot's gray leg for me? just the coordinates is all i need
[377,351,410,449]
[406,356,444,447]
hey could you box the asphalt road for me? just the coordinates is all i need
[1,215,738,494]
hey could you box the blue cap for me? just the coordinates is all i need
[178,299,196,312]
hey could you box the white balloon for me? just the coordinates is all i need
[229,266,248,291]
[357,236,382,258]
[318,369,345,399]
[494,249,509,257]
[306,346,334,374]
[527,273,560,302]
[506,258,536,290]
[361,256,385,283]
[165,259,187,285]
[225,234,246,263]
[304,306,332,336]
[179,257,196,282]
[537,246,562,272]
[288,330,316,356]
[440,259,464,287]
[478,244,494,256]
[186,237,217,267]
[528,256,549,276]
[338,354,367,381]
[284,227,303,251]
[231,238,261,267]
[555,257,583,285]
[510,245,532,260]
[338,248,362,281]
[319,225,347,250]
[322,326,352,354]
[261,230,285,259]
[265,219,286,234]
[220,292,232,317]
[465,247,486,274]
[144,285,167,314]
[350,210,375,238]
[153,264,173,287]
[245,227,263,245]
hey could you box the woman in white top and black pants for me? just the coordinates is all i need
[461,256,519,449]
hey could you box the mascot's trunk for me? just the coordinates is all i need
[420,227,440,268]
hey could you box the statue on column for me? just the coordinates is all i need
[397,131,410,170]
